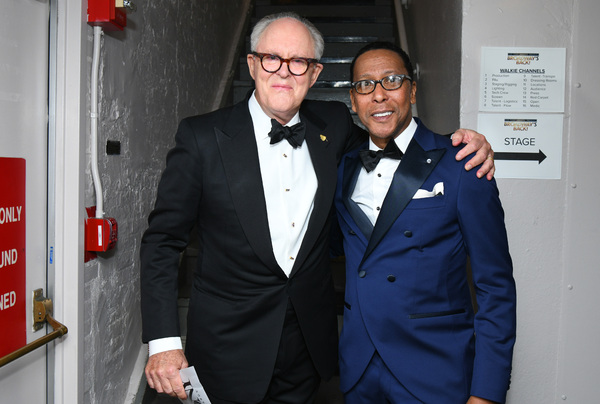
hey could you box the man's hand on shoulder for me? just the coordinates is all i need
[452,128,495,180]
[145,349,189,400]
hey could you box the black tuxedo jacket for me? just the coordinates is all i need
[141,97,365,403]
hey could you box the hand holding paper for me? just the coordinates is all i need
[180,366,211,404]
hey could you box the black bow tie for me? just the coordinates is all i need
[359,140,403,172]
[268,119,306,148]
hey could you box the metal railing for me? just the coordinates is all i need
[0,289,68,368]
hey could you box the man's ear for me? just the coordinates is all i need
[410,81,417,105]
[349,89,357,113]
[308,63,323,88]
[247,54,256,81]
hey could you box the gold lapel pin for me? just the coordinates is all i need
[320,134,328,142]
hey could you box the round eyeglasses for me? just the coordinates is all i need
[252,52,319,76]
[351,74,413,95]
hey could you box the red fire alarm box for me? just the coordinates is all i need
[87,0,127,31]
[85,217,118,252]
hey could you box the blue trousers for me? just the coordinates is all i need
[344,352,424,404]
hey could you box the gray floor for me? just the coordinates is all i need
[141,376,343,404]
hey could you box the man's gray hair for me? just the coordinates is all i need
[250,12,325,60]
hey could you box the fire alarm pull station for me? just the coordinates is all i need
[85,217,118,252]
[87,0,128,31]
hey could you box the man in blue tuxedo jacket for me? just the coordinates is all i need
[334,42,516,404]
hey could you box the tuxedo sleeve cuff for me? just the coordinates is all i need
[148,337,183,356]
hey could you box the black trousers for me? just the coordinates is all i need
[207,300,321,404]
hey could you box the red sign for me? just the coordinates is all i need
[0,158,26,358]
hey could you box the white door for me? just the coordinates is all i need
[0,0,51,403]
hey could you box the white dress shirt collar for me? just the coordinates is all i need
[368,117,418,153]
[248,91,301,140]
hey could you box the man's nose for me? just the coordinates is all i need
[372,82,388,101]
[275,62,292,78]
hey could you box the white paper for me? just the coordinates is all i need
[180,366,211,404]
[477,113,563,179]
[479,47,566,113]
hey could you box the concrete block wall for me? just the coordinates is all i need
[82,2,252,403]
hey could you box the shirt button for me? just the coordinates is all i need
[387,275,396,282]
[377,173,382,177]
[283,153,288,158]
[358,270,367,278]
[376,206,381,211]
[291,222,295,227]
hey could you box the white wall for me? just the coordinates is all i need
[557,0,600,401]
[461,0,600,402]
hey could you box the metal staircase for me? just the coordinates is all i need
[233,0,397,123]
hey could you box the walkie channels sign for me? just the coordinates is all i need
[0,158,26,358]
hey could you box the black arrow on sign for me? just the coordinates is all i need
[495,149,547,164]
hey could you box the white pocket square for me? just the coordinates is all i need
[413,182,444,199]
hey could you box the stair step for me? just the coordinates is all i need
[306,87,353,106]
[311,22,394,37]
[243,38,391,58]
[321,40,391,58]
[249,21,393,38]
[324,36,380,43]
[313,81,352,88]
[254,5,392,18]
[318,64,353,81]
[320,57,353,64]
[255,0,378,3]
[309,16,393,24]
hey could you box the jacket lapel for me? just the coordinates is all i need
[362,127,446,262]
[215,100,282,275]
[288,107,337,277]
[341,149,375,241]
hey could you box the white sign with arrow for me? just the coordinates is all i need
[477,113,563,179]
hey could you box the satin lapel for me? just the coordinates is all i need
[215,101,282,275]
[341,152,374,241]
[289,109,336,277]
[362,139,446,261]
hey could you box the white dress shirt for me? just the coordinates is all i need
[149,92,318,356]
[352,118,417,225]
[248,92,318,276]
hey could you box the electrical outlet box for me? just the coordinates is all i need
[87,0,126,31]
[85,217,118,252]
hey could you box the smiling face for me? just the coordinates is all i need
[247,17,323,124]
[350,49,417,149]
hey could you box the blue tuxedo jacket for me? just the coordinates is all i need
[334,119,516,403]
